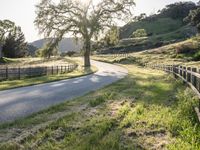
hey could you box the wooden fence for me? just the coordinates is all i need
[96,53,130,58]
[145,63,200,121]
[0,64,78,81]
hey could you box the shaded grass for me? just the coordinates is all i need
[0,63,199,149]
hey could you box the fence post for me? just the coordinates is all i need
[45,67,47,75]
[51,66,53,75]
[180,66,182,77]
[173,65,178,79]
[18,67,21,80]
[57,66,59,74]
[183,66,186,80]
[187,67,191,83]
[5,67,8,80]
[192,68,197,88]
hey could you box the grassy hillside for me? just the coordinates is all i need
[133,36,200,66]
[98,17,197,54]
[31,38,84,53]
[95,36,200,67]
[120,18,184,38]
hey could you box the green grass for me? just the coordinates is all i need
[121,17,184,38]
[0,66,97,91]
[0,63,199,149]
[0,57,19,64]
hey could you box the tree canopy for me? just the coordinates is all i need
[35,0,135,66]
[0,20,28,58]
[2,26,28,58]
[158,1,197,19]
[185,4,200,33]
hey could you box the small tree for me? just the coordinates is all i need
[35,0,135,67]
[2,26,28,58]
[36,42,58,58]
[131,29,147,38]
[103,26,119,47]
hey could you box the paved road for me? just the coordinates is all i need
[0,60,128,122]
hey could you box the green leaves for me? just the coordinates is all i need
[185,7,200,33]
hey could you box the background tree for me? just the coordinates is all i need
[159,2,197,20]
[2,26,28,58]
[185,7,200,33]
[0,20,15,58]
[131,29,147,38]
[35,0,135,67]
[103,26,119,47]
[36,41,58,58]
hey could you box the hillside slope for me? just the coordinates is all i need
[30,38,84,53]
[120,18,184,38]
[98,18,197,54]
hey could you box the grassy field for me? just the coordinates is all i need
[94,36,200,67]
[0,57,74,68]
[0,61,199,149]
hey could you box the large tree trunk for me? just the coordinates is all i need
[84,39,91,67]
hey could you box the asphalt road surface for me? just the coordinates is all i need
[0,60,128,123]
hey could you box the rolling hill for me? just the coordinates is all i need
[30,38,84,53]
[98,2,198,54]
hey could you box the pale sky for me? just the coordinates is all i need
[0,0,198,42]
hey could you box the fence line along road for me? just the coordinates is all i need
[145,63,200,122]
[0,64,78,81]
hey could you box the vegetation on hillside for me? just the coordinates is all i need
[97,1,198,54]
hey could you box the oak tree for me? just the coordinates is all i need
[35,0,135,66]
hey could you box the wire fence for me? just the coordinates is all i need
[0,64,78,81]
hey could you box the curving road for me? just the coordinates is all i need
[0,60,128,123]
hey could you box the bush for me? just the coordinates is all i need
[131,29,147,38]
[175,42,199,54]
[192,50,200,61]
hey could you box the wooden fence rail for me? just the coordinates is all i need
[96,53,130,58]
[145,63,200,122]
[0,64,78,81]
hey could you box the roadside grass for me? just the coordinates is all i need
[0,65,97,91]
[0,57,74,67]
[0,63,199,149]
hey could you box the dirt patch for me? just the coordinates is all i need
[0,103,87,143]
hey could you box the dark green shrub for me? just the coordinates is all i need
[175,43,198,54]
[192,50,200,61]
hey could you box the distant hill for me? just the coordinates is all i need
[120,1,197,39]
[98,2,198,54]
[120,18,185,39]
[30,38,84,53]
